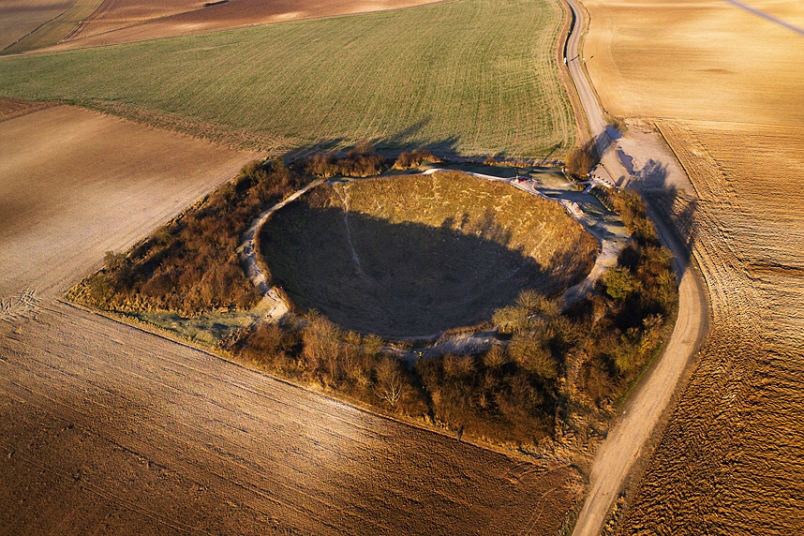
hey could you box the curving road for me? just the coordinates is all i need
[562,1,711,535]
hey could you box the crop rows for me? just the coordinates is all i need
[0,0,574,158]
[614,120,804,536]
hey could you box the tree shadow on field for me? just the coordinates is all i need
[277,117,463,162]
[259,206,587,338]
[640,177,699,283]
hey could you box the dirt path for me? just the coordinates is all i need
[562,1,711,535]
[238,178,323,319]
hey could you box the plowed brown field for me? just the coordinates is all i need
[0,0,71,50]
[48,0,441,50]
[0,104,582,534]
[620,121,804,535]
[0,301,581,535]
[579,0,804,533]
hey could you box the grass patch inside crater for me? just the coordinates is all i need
[259,171,598,337]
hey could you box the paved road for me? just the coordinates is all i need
[562,1,711,535]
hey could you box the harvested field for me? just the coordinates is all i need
[575,1,804,533]
[0,0,574,157]
[55,0,441,50]
[0,0,72,51]
[615,121,804,535]
[0,104,255,302]
[2,0,106,54]
[581,0,804,127]
[259,173,597,336]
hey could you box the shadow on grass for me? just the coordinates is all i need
[278,117,463,161]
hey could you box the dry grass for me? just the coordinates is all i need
[54,0,442,50]
[258,172,598,336]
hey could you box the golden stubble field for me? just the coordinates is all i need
[579,0,804,533]
[0,104,583,534]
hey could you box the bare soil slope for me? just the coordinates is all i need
[259,174,597,336]
[578,0,804,533]
[0,0,72,50]
[50,0,441,50]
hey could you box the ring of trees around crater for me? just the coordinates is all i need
[68,153,679,448]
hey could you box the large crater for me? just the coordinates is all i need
[258,171,598,337]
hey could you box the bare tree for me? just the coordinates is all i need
[375,357,405,407]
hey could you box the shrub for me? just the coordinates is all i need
[392,150,440,170]
[604,266,642,301]
[304,143,387,178]
[565,141,599,178]
[71,159,306,315]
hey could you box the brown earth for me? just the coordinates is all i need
[577,0,804,533]
[581,0,804,128]
[46,0,443,50]
[0,301,581,536]
[0,96,57,121]
[0,0,72,50]
[0,105,256,301]
[0,104,582,534]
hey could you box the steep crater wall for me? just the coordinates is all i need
[258,171,598,337]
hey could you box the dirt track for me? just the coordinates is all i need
[571,0,804,533]
[0,105,581,534]
[562,1,709,535]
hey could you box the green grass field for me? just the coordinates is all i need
[0,0,574,157]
